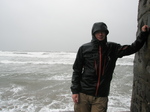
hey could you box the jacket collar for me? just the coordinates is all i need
[91,36,107,46]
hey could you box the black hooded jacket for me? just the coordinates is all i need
[71,22,149,97]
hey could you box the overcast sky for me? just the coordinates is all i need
[0,0,139,52]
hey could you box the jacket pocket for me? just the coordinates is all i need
[83,53,98,72]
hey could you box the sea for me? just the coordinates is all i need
[0,51,135,112]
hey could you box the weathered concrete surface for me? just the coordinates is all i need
[131,0,150,112]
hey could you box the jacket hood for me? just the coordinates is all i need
[92,22,109,35]
[91,22,109,45]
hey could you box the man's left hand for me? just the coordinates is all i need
[142,25,149,32]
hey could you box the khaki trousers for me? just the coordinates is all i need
[74,93,108,112]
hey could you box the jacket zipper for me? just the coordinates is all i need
[95,46,102,96]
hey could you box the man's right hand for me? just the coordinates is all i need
[72,94,79,103]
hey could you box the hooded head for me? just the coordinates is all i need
[92,22,109,36]
[91,22,109,45]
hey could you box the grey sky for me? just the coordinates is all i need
[0,0,138,52]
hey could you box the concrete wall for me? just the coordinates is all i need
[131,0,150,112]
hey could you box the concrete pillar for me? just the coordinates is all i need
[131,0,150,112]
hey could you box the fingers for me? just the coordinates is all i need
[142,25,150,32]
[72,94,79,103]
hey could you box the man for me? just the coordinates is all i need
[70,22,149,112]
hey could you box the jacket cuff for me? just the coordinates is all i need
[140,31,149,38]
[71,90,79,94]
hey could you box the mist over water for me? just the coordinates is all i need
[0,51,134,112]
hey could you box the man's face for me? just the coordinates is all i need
[94,31,106,41]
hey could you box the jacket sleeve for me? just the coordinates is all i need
[117,32,149,58]
[70,46,84,94]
